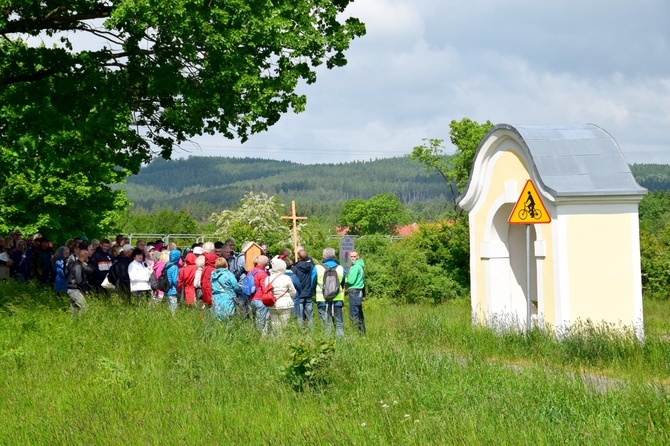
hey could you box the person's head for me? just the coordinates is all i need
[225,238,236,252]
[215,257,228,269]
[115,234,124,245]
[73,237,82,245]
[135,240,146,250]
[122,244,134,257]
[193,246,204,257]
[16,240,27,251]
[349,251,359,262]
[202,242,215,253]
[259,244,268,255]
[122,237,130,246]
[159,250,170,263]
[322,247,336,260]
[90,239,100,250]
[13,229,22,240]
[0,237,4,251]
[195,255,205,268]
[147,244,156,256]
[56,246,68,260]
[271,258,287,274]
[65,239,74,251]
[256,255,269,268]
[100,238,111,252]
[284,258,294,269]
[298,249,308,261]
[169,249,181,263]
[279,248,291,259]
[168,242,178,251]
[110,245,122,258]
[40,237,51,249]
[222,245,232,259]
[77,246,89,260]
[131,248,145,262]
[214,241,225,257]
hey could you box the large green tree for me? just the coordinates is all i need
[0,0,365,239]
[410,118,493,217]
[338,193,407,235]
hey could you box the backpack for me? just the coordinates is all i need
[322,265,341,301]
[261,275,286,307]
[156,263,175,293]
[107,261,118,285]
[240,270,257,296]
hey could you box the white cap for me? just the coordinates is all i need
[122,244,134,252]
[193,246,204,255]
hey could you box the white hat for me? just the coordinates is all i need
[270,259,287,274]
[122,244,134,252]
[193,246,204,255]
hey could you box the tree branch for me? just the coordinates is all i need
[3,6,114,34]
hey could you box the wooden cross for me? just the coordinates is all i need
[281,200,307,260]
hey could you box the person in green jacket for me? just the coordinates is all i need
[345,251,366,334]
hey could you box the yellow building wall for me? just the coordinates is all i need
[470,146,556,326]
[565,212,636,325]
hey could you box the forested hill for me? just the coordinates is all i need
[119,156,451,218]
[119,157,670,216]
[630,164,670,192]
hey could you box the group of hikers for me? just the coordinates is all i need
[0,230,366,336]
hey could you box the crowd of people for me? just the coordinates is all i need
[0,230,366,336]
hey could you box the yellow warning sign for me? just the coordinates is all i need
[509,180,551,224]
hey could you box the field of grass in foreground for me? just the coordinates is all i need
[1,280,669,445]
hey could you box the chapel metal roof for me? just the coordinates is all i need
[493,124,647,197]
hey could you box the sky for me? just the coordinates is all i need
[186,0,670,165]
[22,0,670,165]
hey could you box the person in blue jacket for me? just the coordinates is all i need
[164,249,181,313]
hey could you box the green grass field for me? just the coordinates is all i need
[1,280,669,445]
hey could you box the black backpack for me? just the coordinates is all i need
[157,263,175,292]
[322,265,341,301]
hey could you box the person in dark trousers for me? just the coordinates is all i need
[345,251,366,334]
[292,248,315,328]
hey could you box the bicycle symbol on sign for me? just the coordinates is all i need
[518,191,543,221]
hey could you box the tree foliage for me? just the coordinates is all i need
[210,191,290,252]
[338,193,407,235]
[410,118,493,215]
[0,0,365,238]
[116,206,200,235]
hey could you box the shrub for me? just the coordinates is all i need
[282,339,335,391]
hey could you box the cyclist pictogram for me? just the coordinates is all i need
[509,180,551,224]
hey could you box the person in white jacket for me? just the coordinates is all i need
[128,248,153,301]
[265,259,296,334]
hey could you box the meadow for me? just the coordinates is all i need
[1,280,669,445]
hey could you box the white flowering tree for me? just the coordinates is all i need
[211,191,291,251]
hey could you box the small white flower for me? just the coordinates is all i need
[361,422,366,427]
[404,414,410,418]
[393,400,398,405]
[379,400,385,404]
[382,404,389,408]
[414,419,420,424]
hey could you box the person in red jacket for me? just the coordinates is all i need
[249,255,269,334]
[178,252,198,305]
[200,251,218,307]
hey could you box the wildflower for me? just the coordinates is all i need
[382,404,389,408]
[393,400,398,405]
[361,422,366,427]
[414,419,420,424]
[404,414,410,418]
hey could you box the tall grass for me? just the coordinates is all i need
[1,281,669,444]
